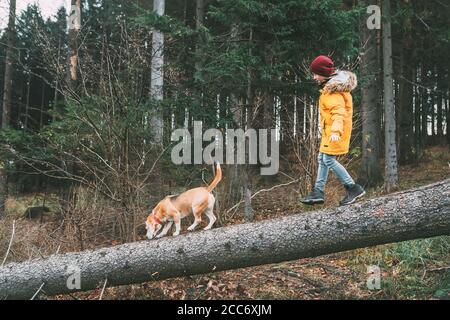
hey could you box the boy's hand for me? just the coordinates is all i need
[330,134,341,142]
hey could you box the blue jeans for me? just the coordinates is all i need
[314,152,354,192]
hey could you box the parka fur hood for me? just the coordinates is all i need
[322,70,357,94]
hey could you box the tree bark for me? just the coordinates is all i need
[194,0,205,112]
[358,0,383,188]
[398,29,416,164]
[195,0,205,30]
[68,0,81,90]
[382,0,398,192]
[431,89,435,141]
[420,67,429,151]
[414,70,422,159]
[436,70,443,142]
[149,0,165,144]
[1,179,449,299]
[1,0,15,129]
[0,0,16,217]
[225,23,252,213]
[446,91,449,150]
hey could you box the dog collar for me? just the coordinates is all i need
[153,215,163,225]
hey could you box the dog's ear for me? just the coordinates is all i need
[157,204,167,217]
[154,202,162,212]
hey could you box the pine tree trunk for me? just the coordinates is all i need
[195,0,205,30]
[295,77,304,136]
[421,80,428,148]
[382,0,398,192]
[436,71,443,142]
[194,0,205,112]
[68,0,81,91]
[414,72,423,159]
[24,72,31,131]
[0,0,16,217]
[1,0,15,129]
[358,0,383,187]
[53,38,62,121]
[446,92,449,150]
[431,89,435,142]
[150,0,165,144]
[225,23,252,218]
[398,19,416,165]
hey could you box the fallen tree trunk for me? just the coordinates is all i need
[1,179,449,299]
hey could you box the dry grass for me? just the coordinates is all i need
[0,186,149,265]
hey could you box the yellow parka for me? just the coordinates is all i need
[318,71,357,155]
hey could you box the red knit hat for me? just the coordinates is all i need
[310,55,335,77]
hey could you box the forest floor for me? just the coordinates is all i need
[59,145,450,300]
[1,146,449,300]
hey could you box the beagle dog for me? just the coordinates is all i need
[145,162,222,239]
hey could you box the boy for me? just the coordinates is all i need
[300,55,365,206]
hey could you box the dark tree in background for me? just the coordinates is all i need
[382,0,399,192]
[0,0,16,216]
[358,0,383,188]
[68,0,81,92]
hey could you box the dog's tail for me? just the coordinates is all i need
[207,161,222,192]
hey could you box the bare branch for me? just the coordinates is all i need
[1,220,16,267]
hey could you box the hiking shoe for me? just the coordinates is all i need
[339,183,366,206]
[299,188,325,205]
